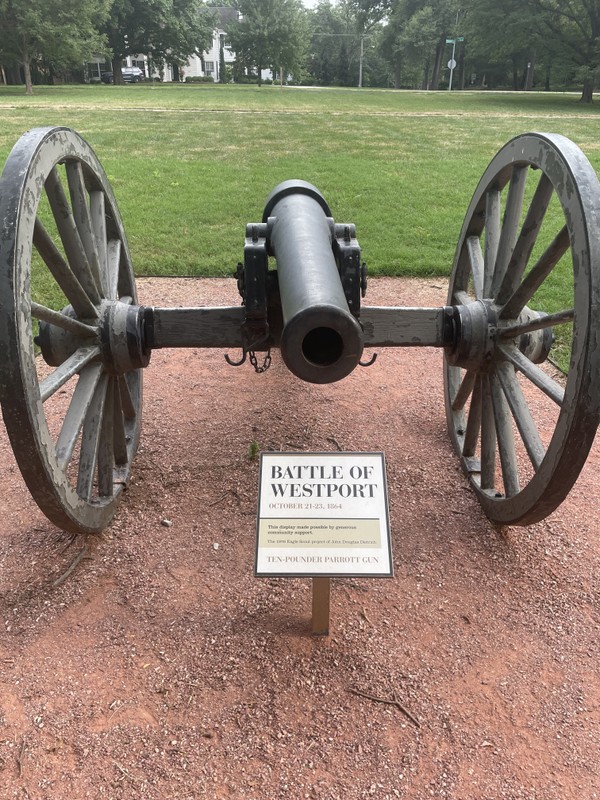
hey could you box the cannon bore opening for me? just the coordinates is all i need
[302,327,344,366]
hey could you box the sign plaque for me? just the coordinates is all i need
[255,452,392,578]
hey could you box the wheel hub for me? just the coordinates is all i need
[445,300,497,371]
[38,300,150,373]
[446,300,553,372]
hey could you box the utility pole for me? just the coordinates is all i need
[358,35,364,88]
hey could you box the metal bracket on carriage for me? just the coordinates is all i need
[225,223,271,369]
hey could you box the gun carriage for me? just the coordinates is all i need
[0,127,599,535]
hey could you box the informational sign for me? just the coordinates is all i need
[255,452,392,578]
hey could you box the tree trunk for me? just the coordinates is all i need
[580,79,594,103]
[393,59,401,89]
[430,35,445,90]
[523,52,535,90]
[112,58,124,85]
[23,59,33,95]
[458,50,466,90]
[421,57,430,90]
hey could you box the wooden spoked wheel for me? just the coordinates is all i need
[0,127,147,534]
[445,133,600,525]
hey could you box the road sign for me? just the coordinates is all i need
[448,59,457,70]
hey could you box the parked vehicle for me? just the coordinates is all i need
[101,67,144,84]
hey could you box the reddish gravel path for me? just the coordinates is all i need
[0,277,598,800]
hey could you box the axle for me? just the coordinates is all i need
[36,180,554,383]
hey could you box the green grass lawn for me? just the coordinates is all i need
[1,83,599,284]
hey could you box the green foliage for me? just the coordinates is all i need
[375,0,600,99]
[0,0,110,94]
[526,0,600,101]
[378,0,460,90]
[228,0,308,84]
[103,0,215,82]
[308,1,359,87]
[247,441,260,460]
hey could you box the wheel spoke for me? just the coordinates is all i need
[107,239,122,300]
[496,362,545,470]
[452,369,476,412]
[463,376,482,457]
[112,378,129,465]
[498,344,564,406]
[117,374,137,420]
[97,380,115,497]
[480,376,496,491]
[499,308,574,339]
[484,188,501,298]
[491,165,528,298]
[66,161,104,299]
[45,167,101,305]
[55,363,104,470]
[39,345,101,402]
[31,302,97,338]
[496,173,554,305]
[90,190,108,296]
[467,236,484,300]
[77,372,110,501]
[33,219,98,319]
[500,225,570,320]
[490,373,520,497]
[453,289,471,306]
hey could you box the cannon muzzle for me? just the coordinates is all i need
[263,181,364,384]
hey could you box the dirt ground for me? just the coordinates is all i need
[0,277,599,800]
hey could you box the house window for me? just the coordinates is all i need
[88,61,110,81]
[204,61,215,77]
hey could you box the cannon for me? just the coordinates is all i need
[0,127,599,536]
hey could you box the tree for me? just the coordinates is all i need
[527,0,600,102]
[228,0,308,85]
[0,0,110,94]
[219,33,227,82]
[103,0,215,84]
[380,0,461,90]
[307,1,355,86]
[463,0,551,90]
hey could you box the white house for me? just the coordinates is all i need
[181,7,238,82]
[87,7,238,83]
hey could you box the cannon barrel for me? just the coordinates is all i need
[263,180,364,384]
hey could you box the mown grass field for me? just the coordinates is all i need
[1,83,599,283]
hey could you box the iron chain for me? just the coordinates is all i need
[249,349,272,373]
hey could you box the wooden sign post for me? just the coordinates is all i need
[311,577,331,636]
[255,452,392,635]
